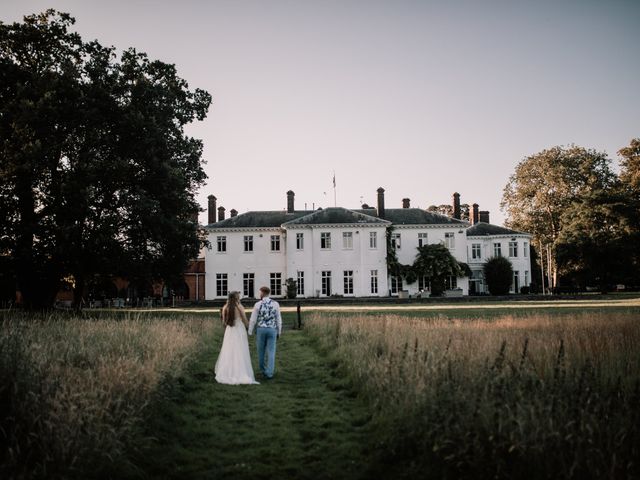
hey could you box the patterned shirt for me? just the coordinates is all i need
[248,297,283,335]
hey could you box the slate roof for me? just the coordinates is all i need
[207,210,309,229]
[466,222,529,236]
[282,207,390,226]
[355,208,469,226]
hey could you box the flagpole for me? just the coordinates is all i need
[333,170,337,207]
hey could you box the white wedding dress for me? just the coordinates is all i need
[215,314,259,385]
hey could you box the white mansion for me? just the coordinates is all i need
[204,189,532,299]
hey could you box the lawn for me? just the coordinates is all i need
[129,324,373,480]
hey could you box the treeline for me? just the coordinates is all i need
[501,141,640,292]
[0,11,211,309]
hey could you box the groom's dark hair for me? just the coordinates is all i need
[260,286,270,295]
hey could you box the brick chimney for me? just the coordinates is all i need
[471,203,479,225]
[377,187,386,219]
[218,206,226,221]
[452,192,461,220]
[479,210,490,223]
[287,190,295,213]
[208,195,217,224]
[402,198,410,208]
[230,209,238,218]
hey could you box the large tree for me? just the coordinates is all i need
[555,189,635,292]
[0,11,211,309]
[500,145,616,288]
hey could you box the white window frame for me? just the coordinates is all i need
[244,235,253,252]
[216,235,227,253]
[471,243,482,260]
[444,232,455,249]
[343,270,354,295]
[321,270,332,296]
[270,235,281,252]
[296,232,304,250]
[297,271,304,296]
[418,232,428,247]
[493,242,502,257]
[391,233,401,250]
[270,272,282,296]
[369,231,377,249]
[243,273,254,297]
[342,232,353,250]
[216,273,228,297]
[509,241,518,257]
[370,269,378,294]
[321,232,331,249]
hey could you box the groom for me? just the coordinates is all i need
[248,286,283,379]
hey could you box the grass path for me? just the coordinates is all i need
[132,324,373,480]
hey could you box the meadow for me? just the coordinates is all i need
[0,311,211,479]
[1,301,639,479]
[307,310,640,479]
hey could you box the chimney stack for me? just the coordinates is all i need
[230,209,238,218]
[402,198,410,209]
[286,190,295,213]
[471,203,479,225]
[452,192,461,220]
[377,187,386,219]
[218,206,226,221]
[479,211,490,223]
[208,195,217,224]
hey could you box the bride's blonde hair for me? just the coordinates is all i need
[224,291,240,326]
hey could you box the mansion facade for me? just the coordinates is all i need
[204,189,532,300]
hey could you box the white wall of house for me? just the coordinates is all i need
[390,225,470,296]
[205,228,287,299]
[467,234,533,294]
[284,224,389,298]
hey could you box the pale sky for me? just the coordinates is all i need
[3,0,639,225]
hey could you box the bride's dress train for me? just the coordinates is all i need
[215,319,259,385]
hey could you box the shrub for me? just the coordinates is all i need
[285,278,297,299]
[483,256,513,295]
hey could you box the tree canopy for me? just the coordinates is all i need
[501,140,640,290]
[0,11,212,309]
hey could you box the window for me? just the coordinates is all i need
[243,273,255,298]
[418,275,430,292]
[418,233,428,247]
[297,271,305,296]
[216,236,227,253]
[296,233,304,250]
[524,270,529,287]
[493,242,502,257]
[270,272,282,296]
[444,232,455,249]
[390,276,403,294]
[216,273,228,297]
[343,232,353,249]
[370,270,378,294]
[369,231,378,249]
[321,232,331,249]
[513,270,520,292]
[391,233,401,250]
[270,235,281,252]
[446,275,458,290]
[244,235,253,252]
[343,270,354,295]
[321,271,332,296]
[472,243,482,259]
[524,241,529,257]
[509,241,518,257]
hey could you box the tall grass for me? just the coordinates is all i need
[0,311,212,479]
[307,312,640,479]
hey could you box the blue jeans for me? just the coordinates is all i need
[256,327,278,378]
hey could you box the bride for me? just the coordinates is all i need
[214,291,259,385]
